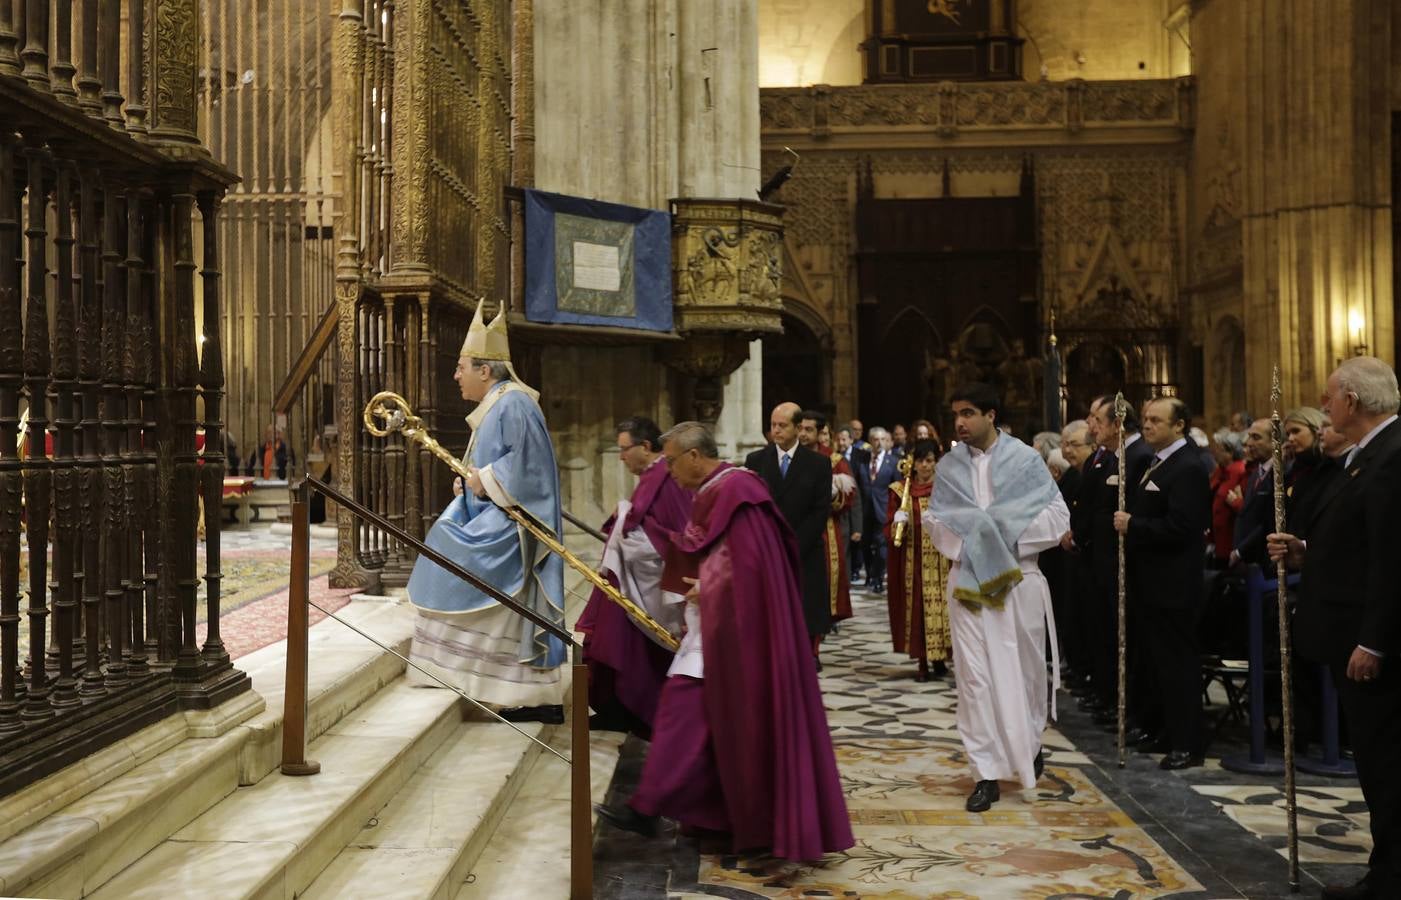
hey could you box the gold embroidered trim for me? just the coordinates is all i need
[953,567,1023,614]
[825,517,842,613]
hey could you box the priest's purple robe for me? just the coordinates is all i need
[576,458,693,728]
[631,463,853,862]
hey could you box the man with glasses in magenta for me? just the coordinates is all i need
[576,417,692,737]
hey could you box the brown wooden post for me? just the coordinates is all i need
[125,0,147,134]
[122,189,147,678]
[51,0,77,102]
[0,136,22,734]
[75,0,100,115]
[76,169,105,694]
[100,183,128,690]
[280,480,319,776]
[198,194,229,669]
[570,647,592,899]
[0,0,18,76]
[21,145,53,720]
[49,162,81,709]
[20,0,50,90]
[97,0,123,127]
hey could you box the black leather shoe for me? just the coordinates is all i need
[1158,751,1204,771]
[1319,875,1375,899]
[965,780,1000,812]
[595,803,658,837]
[1124,727,1151,745]
[1136,734,1170,754]
[1033,748,1044,780]
[498,704,564,724]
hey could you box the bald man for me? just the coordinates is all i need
[746,402,834,657]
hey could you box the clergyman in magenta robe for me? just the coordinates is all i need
[598,422,853,863]
[576,422,693,735]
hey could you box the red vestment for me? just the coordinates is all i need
[884,477,952,662]
[821,444,855,623]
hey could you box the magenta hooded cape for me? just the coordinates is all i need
[576,459,693,726]
[671,463,853,861]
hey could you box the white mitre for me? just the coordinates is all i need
[460,299,539,403]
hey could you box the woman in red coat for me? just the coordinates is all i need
[884,440,952,681]
[1208,429,1247,565]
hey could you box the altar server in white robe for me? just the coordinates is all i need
[924,383,1071,813]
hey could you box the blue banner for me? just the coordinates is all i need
[524,189,672,332]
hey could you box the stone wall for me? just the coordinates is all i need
[1187,0,1394,421]
[532,0,766,521]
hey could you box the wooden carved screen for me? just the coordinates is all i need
[0,0,249,794]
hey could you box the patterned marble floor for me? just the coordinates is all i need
[594,589,1231,899]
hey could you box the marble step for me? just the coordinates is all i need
[300,720,552,900]
[455,730,626,900]
[234,596,419,785]
[89,676,466,900]
[0,598,417,899]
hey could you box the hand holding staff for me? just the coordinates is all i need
[1113,392,1128,769]
[1270,367,1301,892]
[892,456,915,548]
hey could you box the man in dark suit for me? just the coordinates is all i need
[838,426,871,583]
[1271,358,1401,900]
[861,427,899,594]
[1229,417,1276,568]
[1114,398,1211,770]
[1077,396,1153,729]
[746,402,833,650]
[1054,420,1092,684]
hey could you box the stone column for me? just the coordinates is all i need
[1237,0,1393,403]
[674,0,765,456]
[531,0,773,514]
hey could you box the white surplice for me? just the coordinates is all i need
[924,439,1070,789]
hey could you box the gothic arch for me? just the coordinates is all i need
[1210,314,1247,424]
[881,304,945,350]
[781,294,834,352]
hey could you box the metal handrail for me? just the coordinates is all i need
[280,478,594,898]
[561,508,607,543]
[308,476,575,645]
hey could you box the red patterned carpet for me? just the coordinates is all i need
[196,574,357,660]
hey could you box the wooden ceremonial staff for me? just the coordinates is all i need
[1270,367,1301,891]
[364,390,681,652]
[1114,392,1128,769]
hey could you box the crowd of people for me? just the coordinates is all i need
[400,299,1396,897]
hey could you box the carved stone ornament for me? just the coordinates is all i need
[760,77,1194,138]
[670,198,785,336]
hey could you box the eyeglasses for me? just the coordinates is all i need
[618,443,642,454]
[662,449,695,468]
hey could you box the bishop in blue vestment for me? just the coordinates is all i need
[406,301,567,713]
